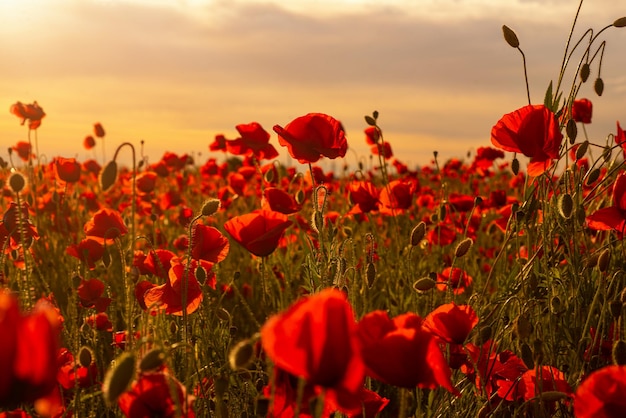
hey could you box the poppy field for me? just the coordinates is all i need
[3,5,626,418]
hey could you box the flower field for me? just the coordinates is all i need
[2,5,626,418]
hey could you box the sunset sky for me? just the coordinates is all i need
[1,0,625,169]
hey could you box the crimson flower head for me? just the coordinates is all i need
[54,157,82,183]
[261,288,365,414]
[423,302,478,345]
[10,101,45,129]
[574,365,626,418]
[190,224,230,263]
[118,372,195,417]
[357,310,458,393]
[93,122,105,138]
[83,135,96,150]
[572,98,592,123]
[225,122,279,160]
[84,208,128,240]
[491,104,563,176]
[616,121,626,158]
[587,172,626,235]
[262,187,303,214]
[224,209,292,257]
[11,142,32,162]
[273,113,348,163]
[436,267,473,294]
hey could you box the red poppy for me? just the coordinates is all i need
[84,208,128,240]
[57,348,98,390]
[76,278,111,312]
[491,104,563,176]
[93,122,105,138]
[85,312,113,332]
[224,209,292,257]
[83,135,96,150]
[423,302,478,345]
[262,187,303,214]
[472,146,505,171]
[209,134,227,152]
[371,142,393,160]
[0,290,59,408]
[54,157,82,183]
[273,113,348,163]
[497,365,572,404]
[135,171,158,194]
[225,122,279,160]
[357,310,458,394]
[261,288,365,414]
[118,372,195,418]
[364,126,380,145]
[348,181,380,214]
[587,172,626,235]
[574,365,626,418]
[436,267,473,294]
[142,257,212,315]
[379,179,416,213]
[190,224,230,263]
[616,121,626,159]
[11,142,32,162]
[572,98,592,124]
[10,101,45,129]
[136,249,176,279]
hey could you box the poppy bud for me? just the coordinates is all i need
[100,160,118,192]
[612,340,626,365]
[229,338,256,370]
[78,346,95,368]
[195,265,207,282]
[575,140,589,160]
[413,277,436,292]
[557,193,574,220]
[295,189,305,205]
[514,314,533,340]
[594,77,604,96]
[139,348,166,372]
[585,252,599,269]
[512,157,520,175]
[409,222,426,246]
[502,25,520,48]
[478,326,493,344]
[8,171,26,193]
[94,122,106,138]
[566,119,577,144]
[454,237,473,258]
[550,296,562,314]
[539,391,569,402]
[366,262,376,288]
[102,352,136,406]
[216,307,231,322]
[364,115,377,126]
[597,248,610,272]
[201,198,221,217]
[580,63,591,82]
[586,168,601,185]
[613,17,626,27]
[520,342,534,369]
[264,168,274,183]
[609,300,622,320]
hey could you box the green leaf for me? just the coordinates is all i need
[544,81,553,109]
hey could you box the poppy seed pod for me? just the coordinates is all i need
[454,237,473,258]
[612,340,626,365]
[502,25,520,48]
[139,348,166,372]
[566,119,577,144]
[229,338,256,370]
[576,140,589,160]
[100,160,118,192]
[413,277,436,292]
[78,346,95,368]
[410,221,426,246]
[557,193,574,220]
[8,171,26,193]
[580,63,591,82]
[201,198,221,217]
[102,352,136,406]
[613,17,626,27]
[594,78,604,96]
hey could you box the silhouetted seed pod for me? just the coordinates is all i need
[566,119,577,144]
[216,307,231,322]
[8,172,26,193]
[580,63,591,82]
[586,168,601,185]
[201,199,221,217]
[364,115,377,126]
[612,340,626,365]
[502,25,520,48]
[594,77,604,96]
[512,157,520,175]
[102,352,136,406]
[100,160,118,192]
[455,237,473,258]
[366,262,376,288]
[576,140,589,160]
[140,348,166,372]
[295,189,305,205]
[540,391,569,402]
[520,342,534,369]
[558,193,574,220]
[514,314,533,340]
[597,248,611,272]
[229,339,256,370]
[413,277,436,292]
[78,346,95,368]
[613,17,626,27]
[610,300,622,319]
[410,222,426,246]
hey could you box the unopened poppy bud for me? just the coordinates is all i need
[580,63,591,82]
[520,342,534,369]
[295,189,305,205]
[8,172,26,193]
[613,17,626,27]
[100,160,118,192]
[597,248,610,272]
[229,338,256,370]
[566,119,577,144]
[586,168,601,185]
[366,262,376,288]
[373,110,379,119]
[455,237,473,258]
[343,226,353,238]
[612,340,626,365]
[413,277,436,292]
[102,352,136,406]
[512,157,520,175]
[610,300,622,319]
[216,307,231,322]
[94,122,106,138]
[502,25,520,48]
[585,253,599,269]
[263,168,274,183]
[594,77,604,96]
[78,346,95,368]
[201,198,221,216]
[195,265,207,282]
[139,348,166,372]
[514,314,533,340]
[575,140,589,160]
[410,222,426,246]
[479,326,493,344]
[557,193,574,220]
[550,296,562,313]
[539,391,569,402]
[364,115,377,126]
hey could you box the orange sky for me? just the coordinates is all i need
[1,0,625,169]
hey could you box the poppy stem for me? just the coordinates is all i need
[517,47,532,105]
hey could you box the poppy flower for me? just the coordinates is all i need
[587,172,626,235]
[423,302,478,345]
[11,142,32,162]
[118,372,195,418]
[135,171,158,194]
[54,157,82,183]
[472,146,505,171]
[348,181,380,214]
[491,104,563,176]
[57,348,98,390]
[225,122,279,161]
[436,267,473,294]
[364,126,380,145]
[497,365,572,405]
[273,113,348,163]
[574,365,626,418]
[616,121,626,159]
[262,187,303,214]
[3,202,39,248]
[136,249,176,279]
[379,179,416,213]
[85,312,113,332]
[261,288,365,414]
[371,142,393,160]
[76,277,111,312]
[209,134,227,152]
[142,257,212,316]
[190,224,230,263]
[84,208,128,240]
[357,310,458,394]
[572,98,592,124]
[93,122,105,138]
[0,290,59,408]
[10,101,45,129]
[224,209,292,257]
[83,135,96,150]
